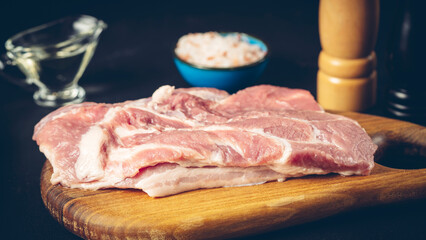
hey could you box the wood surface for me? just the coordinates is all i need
[40,112,426,240]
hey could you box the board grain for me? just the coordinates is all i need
[40,112,426,240]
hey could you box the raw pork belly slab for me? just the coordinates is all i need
[33,85,377,197]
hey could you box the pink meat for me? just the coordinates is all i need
[215,85,322,115]
[33,85,377,197]
[34,103,111,185]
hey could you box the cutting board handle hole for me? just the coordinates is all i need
[372,133,426,170]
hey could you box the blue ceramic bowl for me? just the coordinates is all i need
[174,32,269,93]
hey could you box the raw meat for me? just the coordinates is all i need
[33,85,377,197]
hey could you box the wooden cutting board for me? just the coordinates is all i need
[40,112,426,240]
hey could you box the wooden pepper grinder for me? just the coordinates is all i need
[317,0,380,111]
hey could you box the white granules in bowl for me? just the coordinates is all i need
[175,32,267,68]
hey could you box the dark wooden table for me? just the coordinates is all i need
[1,1,425,239]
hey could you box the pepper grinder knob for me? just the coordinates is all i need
[317,0,380,111]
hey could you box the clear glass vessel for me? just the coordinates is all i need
[0,15,107,107]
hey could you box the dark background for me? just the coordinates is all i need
[1,0,425,239]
